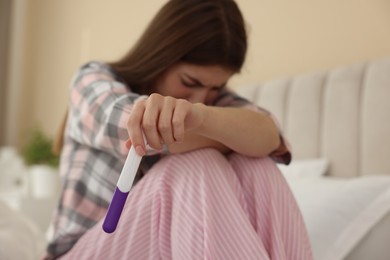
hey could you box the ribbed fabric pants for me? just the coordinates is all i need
[60,148,313,260]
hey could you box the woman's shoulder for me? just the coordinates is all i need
[77,60,113,77]
[71,60,122,87]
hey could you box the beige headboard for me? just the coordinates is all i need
[237,57,390,177]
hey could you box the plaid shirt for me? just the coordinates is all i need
[45,61,291,259]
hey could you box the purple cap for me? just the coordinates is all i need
[102,187,129,233]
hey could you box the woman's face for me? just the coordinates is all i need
[152,63,233,104]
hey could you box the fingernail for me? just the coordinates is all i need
[135,145,145,156]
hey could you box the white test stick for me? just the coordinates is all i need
[102,144,143,233]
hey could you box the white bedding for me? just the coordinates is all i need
[0,200,46,260]
[285,175,390,260]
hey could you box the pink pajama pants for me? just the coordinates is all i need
[61,148,313,260]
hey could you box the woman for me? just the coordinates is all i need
[45,0,313,259]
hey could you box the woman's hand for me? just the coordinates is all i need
[126,93,205,156]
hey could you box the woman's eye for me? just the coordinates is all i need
[182,80,199,88]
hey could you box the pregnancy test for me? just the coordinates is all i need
[102,144,143,233]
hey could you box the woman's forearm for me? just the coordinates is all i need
[167,104,280,157]
[192,104,280,157]
[128,94,279,157]
[167,132,231,154]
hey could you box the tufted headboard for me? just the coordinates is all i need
[237,57,390,177]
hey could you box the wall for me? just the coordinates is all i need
[0,0,11,145]
[6,0,390,147]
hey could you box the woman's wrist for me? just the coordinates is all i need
[191,103,210,135]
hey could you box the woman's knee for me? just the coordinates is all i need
[162,148,228,170]
[149,148,233,184]
[228,154,284,181]
[228,153,274,169]
[175,147,226,161]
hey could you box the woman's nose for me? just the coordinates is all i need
[188,89,209,104]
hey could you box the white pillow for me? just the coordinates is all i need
[288,175,390,260]
[277,158,329,180]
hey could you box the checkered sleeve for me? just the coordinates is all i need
[68,61,153,162]
[211,88,292,165]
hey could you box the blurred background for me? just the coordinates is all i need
[0,0,390,258]
[1,0,390,148]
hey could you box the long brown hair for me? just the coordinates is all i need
[109,0,247,93]
[54,0,247,155]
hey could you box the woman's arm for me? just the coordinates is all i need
[127,94,280,157]
[167,131,231,154]
[68,62,144,160]
[178,104,280,157]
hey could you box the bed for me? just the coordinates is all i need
[0,199,46,260]
[0,148,49,260]
[237,57,390,260]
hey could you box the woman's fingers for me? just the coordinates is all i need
[125,139,132,149]
[158,96,176,145]
[127,98,146,156]
[127,94,198,155]
[142,94,163,150]
[172,99,191,143]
